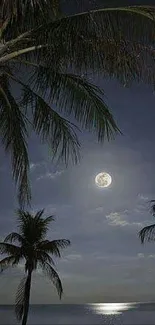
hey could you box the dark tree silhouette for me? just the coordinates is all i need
[0,209,70,325]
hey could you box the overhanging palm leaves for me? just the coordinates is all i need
[1,2,155,205]
[0,74,30,204]
[0,209,70,324]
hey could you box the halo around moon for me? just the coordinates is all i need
[95,172,112,188]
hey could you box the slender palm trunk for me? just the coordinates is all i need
[22,269,32,325]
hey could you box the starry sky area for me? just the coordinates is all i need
[1,0,155,305]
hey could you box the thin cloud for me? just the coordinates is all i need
[88,206,104,215]
[148,255,155,259]
[30,161,46,171]
[138,194,149,202]
[137,253,145,259]
[30,162,37,170]
[137,253,155,259]
[106,212,143,228]
[66,254,82,261]
[60,254,83,264]
[37,170,64,181]
[106,212,129,227]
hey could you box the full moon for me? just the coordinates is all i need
[95,172,112,188]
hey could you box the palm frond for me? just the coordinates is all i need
[5,5,155,85]
[73,6,155,21]
[29,68,120,141]
[16,209,31,228]
[15,276,27,321]
[4,232,24,244]
[37,251,55,266]
[38,239,70,257]
[21,84,80,164]
[34,210,54,224]
[0,242,22,255]
[16,210,54,243]
[0,255,20,272]
[2,5,155,87]
[34,209,45,220]
[139,224,155,243]
[6,68,81,165]
[34,214,55,238]
[0,76,31,206]
[1,0,62,39]
[51,239,71,249]
[42,215,55,225]
[41,262,63,298]
[32,6,155,83]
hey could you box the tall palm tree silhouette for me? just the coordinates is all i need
[0,209,70,325]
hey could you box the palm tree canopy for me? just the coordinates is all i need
[1,1,155,204]
[139,201,155,243]
[0,209,70,310]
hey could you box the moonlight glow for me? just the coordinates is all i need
[95,172,112,188]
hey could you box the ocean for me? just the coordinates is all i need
[1,303,155,324]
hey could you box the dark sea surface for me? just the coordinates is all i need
[1,303,155,324]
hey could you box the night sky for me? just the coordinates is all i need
[0,77,155,304]
[1,0,155,305]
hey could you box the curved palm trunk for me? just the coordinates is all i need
[22,269,32,325]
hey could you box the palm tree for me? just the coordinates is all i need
[0,209,70,325]
[139,200,155,243]
[1,1,155,205]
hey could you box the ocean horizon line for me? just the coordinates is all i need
[1,301,155,306]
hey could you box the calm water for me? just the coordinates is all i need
[1,303,155,324]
